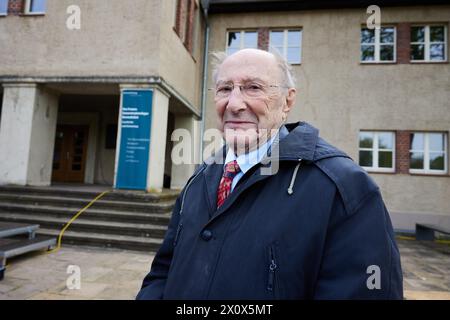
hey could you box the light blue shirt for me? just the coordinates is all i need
[223,126,289,191]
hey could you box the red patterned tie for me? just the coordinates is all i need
[216,160,241,208]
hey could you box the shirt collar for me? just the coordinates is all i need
[224,127,285,175]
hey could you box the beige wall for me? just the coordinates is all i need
[206,6,450,224]
[0,0,161,77]
[0,0,205,111]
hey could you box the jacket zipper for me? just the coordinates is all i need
[173,222,183,247]
[267,245,278,292]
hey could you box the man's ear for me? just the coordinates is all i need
[283,88,297,113]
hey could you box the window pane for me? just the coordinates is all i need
[287,47,301,63]
[379,151,393,168]
[361,45,375,61]
[378,132,393,149]
[411,44,425,60]
[359,132,374,148]
[430,44,445,61]
[430,26,445,42]
[359,151,373,167]
[411,26,425,43]
[270,46,284,56]
[410,133,424,151]
[361,28,375,44]
[228,32,240,48]
[30,0,46,12]
[429,152,445,170]
[410,152,424,169]
[0,0,8,14]
[381,27,394,43]
[287,30,301,47]
[227,48,239,56]
[380,45,394,61]
[270,31,284,47]
[244,32,257,48]
[429,133,445,152]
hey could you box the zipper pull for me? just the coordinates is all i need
[267,246,278,291]
[267,259,277,291]
[173,222,183,247]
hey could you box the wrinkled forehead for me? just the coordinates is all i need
[216,53,280,84]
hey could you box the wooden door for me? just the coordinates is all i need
[52,125,89,183]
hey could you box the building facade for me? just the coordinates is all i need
[0,0,449,231]
[0,0,205,191]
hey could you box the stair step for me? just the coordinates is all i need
[0,185,179,203]
[37,228,162,252]
[0,213,168,238]
[0,202,172,225]
[0,193,174,213]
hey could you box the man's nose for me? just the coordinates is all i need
[226,86,247,113]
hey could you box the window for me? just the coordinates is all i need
[361,26,396,62]
[410,132,447,174]
[411,25,447,62]
[269,30,302,64]
[359,131,395,172]
[174,0,197,54]
[0,0,7,16]
[24,0,47,14]
[226,31,258,55]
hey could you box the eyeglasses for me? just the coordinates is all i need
[210,82,287,100]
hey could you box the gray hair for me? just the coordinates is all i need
[211,48,296,90]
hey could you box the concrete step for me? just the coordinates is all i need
[0,193,174,213]
[0,202,172,225]
[37,228,163,252]
[0,185,179,203]
[0,213,168,238]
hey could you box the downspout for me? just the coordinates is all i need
[199,0,210,164]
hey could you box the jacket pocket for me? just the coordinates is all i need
[173,222,183,247]
[267,244,279,297]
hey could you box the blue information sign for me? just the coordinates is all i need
[116,90,153,190]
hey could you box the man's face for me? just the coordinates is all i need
[214,50,295,154]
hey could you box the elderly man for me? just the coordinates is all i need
[136,49,403,300]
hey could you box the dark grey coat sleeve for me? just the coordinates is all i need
[313,190,404,299]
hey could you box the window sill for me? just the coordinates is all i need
[22,12,46,16]
[366,170,396,175]
[409,171,449,177]
[362,168,396,174]
[360,61,396,65]
[410,60,448,64]
[172,27,197,63]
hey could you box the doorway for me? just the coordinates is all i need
[52,125,89,183]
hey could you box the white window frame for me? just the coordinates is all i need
[360,26,397,63]
[0,0,8,16]
[359,131,396,173]
[410,25,448,63]
[226,30,258,54]
[409,132,448,175]
[24,0,46,15]
[269,29,302,64]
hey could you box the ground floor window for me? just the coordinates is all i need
[410,132,447,174]
[359,131,395,172]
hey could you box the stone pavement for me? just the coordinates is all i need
[0,245,153,300]
[0,238,449,300]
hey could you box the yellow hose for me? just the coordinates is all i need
[48,190,111,254]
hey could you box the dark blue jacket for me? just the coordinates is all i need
[137,122,403,300]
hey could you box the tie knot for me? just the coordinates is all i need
[223,160,240,179]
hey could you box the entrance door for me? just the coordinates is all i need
[52,125,89,183]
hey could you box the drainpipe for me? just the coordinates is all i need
[199,0,210,165]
